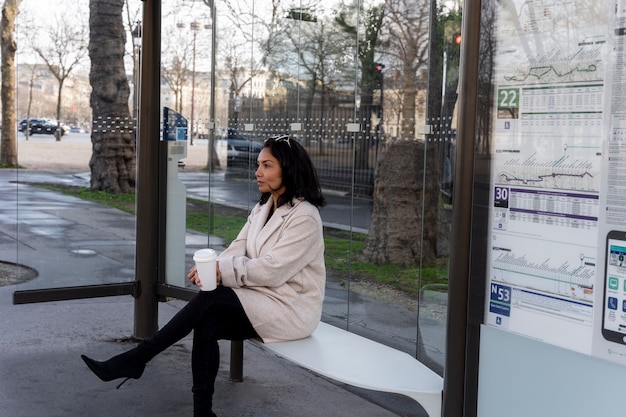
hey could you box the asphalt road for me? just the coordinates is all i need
[14,132,374,231]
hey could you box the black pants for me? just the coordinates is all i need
[138,286,258,416]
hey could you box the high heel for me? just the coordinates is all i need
[81,348,145,389]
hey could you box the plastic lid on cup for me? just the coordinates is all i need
[193,248,217,262]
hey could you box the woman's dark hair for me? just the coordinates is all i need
[259,135,326,208]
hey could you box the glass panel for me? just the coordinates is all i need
[161,0,456,381]
[10,0,139,293]
[163,0,461,378]
[5,0,457,393]
[161,1,218,291]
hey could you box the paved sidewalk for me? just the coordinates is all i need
[0,287,418,417]
[0,168,427,417]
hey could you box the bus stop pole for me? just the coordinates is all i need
[443,0,482,415]
[134,0,162,339]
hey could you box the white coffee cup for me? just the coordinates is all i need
[193,248,217,291]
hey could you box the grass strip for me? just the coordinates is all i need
[33,184,448,295]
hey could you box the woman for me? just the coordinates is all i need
[81,135,326,417]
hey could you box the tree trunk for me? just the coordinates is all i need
[361,140,439,266]
[55,79,64,141]
[0,0,21,167]
[88,0,136,193]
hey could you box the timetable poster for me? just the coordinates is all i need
[591,0,626,365]
[484,0,612,355]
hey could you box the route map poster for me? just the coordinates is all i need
[484,0,625,361]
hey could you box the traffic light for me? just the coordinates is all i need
[453,33,462,45]
[373,63,385,89]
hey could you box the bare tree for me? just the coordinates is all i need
[221,34,254,125]
[18,63,43,141]
[161,31,192,115]
[89,0,135,193]
[30,15,88,141]
[160,20,211,116]
[0,0,22,167]
[276,13,351,149]
[381,0,430,139]
[360,0,440,267]
[22,66,35,140]
[124,0,142,126]
[335,2,385,170]
[220,0,285,125]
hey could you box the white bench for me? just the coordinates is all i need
[244,322,443,417]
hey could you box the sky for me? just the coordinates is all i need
[16,0,134,70]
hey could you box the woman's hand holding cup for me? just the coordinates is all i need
[187,266,201,287]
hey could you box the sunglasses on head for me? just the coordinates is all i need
[267,135,291,148]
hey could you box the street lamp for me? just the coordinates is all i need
[180,0,218,172]
[189,21,200,145]
[177,20,209,145]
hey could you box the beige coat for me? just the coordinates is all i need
[218,198,326,343]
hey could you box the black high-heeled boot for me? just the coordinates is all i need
[81,348,145,389]
[193,390,218,417]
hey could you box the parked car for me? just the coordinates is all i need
[227,127,248,140]
[226,138,263,168]
[19,118,67,136]
[17,119,30,132]
[69,125,87,134]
